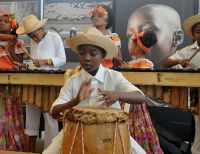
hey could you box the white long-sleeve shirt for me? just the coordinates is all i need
[28,31,66,70]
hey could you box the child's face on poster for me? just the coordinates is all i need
[127,5,183,68]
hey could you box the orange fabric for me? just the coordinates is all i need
[0,56,13,69]
[131,28,150,53]
[101,34,121,68]
[129,59,152,69]
[111,34,120,42]
[101,58,113,68]
[89,5,108,17]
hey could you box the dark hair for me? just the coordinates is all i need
[92,4,114,29]
[77,44,107,58]
[10,25,19,38]
[192,22,200,36]
[139,31,157,48]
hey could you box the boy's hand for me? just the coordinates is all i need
[76,78,93,103]
[97,88,120,108]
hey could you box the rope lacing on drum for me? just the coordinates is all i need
[81,122,85,154]
[112,120,126,154]
[112,120,118,154]
[69,121,85,154]
[118,123,126,154]
[69,121,79,154]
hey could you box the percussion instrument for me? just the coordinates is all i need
[120,68,200,116]
[61,106,131,154]
[1,68,200,115]
[0,70,65,112]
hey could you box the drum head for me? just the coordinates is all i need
[66,106,128,124]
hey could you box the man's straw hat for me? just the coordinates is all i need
[183,13,200,38]
[17,14,47,35]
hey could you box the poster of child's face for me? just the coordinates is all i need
[114,0,196,69]
[126,4,184,69]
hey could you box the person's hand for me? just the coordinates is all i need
[121,61,129,68]
[7,34,17,41]
[33,59,47,67]
[0,34,16,41]
[178,59,189,68]
[12,61,20,70]
[7,35,17,47]
[76,78,93,103]
[97,88,120,109]
[13,61,29,70]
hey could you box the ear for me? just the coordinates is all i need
[172,30,184,46]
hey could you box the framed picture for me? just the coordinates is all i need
[114,0,198,69]
[43,0,112,47]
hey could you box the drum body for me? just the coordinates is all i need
[62,106,131,154]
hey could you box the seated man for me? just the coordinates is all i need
[43,27,147,154]
[164,13,200,154]
[163,13,200,70]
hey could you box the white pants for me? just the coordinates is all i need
[42,129,146,154]
[25,104,59,149]
[192,115,200,154]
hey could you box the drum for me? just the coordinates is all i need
[61,106,131,154]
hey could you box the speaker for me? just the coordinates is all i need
[147,106,195,142]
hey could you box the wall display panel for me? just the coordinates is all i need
[113,0,198,69]
[44,0,112,47]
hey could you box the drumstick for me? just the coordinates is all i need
[18,46,34,61]
[188,48,200,62]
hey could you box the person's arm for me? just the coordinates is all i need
[6,39,24,63]
[51,33,66,67]
[163,57,189,68]
[98,71,146,108]
[51,97,79,119]
[118,91,145,103]
[0,33,16,41]
[98,90,146,108]
[51,78,93,119]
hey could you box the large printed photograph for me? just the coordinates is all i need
[114,0,197,69]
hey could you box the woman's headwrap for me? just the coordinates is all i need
[0,8,17,29]
[131,28,150,53]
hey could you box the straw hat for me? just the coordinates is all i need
[16,14,48,35]
[183,13,200,38]
[66,27,118,58]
